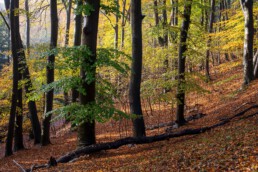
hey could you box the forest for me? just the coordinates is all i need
[0,0,257,171]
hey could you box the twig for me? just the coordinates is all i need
[13,160,26,172]
[0,11,10,30]
[234,101,255,112]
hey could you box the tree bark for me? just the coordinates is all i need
[4,0,42,145]
[240,0,254,85]
[63,0,72,107]
[72,0,83,103]
[114,0,119,49]
[129,0,146,137]
[5,0,20,156]
[121,0,127,48]
[205,0,215,82]
[77,0,100,148]
[176,0,193,126]
[41,0,58,146]
[25,0,30,54]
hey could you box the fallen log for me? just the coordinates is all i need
[25,104,258,171]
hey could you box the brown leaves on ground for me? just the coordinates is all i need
[0,60,258,171]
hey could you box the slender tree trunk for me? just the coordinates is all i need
[240,0,254,85]
[130,0,146,137]
[72,0,83,103]
[4,0,42,145]
[162,0,169,93]
[77,0,100,148]
[63,0,72,106]
[5,0,20,156]
[170,0,178,80]
[24,0,41,144]
[253,50,258,77]
[14,55,24,151]
[41,0,58,146]
[175,0,193,126]
[64,0,72,46]
[25,0,30,54]
[205,0,215,82]
[114,0,119,49]
[121,0,127,48]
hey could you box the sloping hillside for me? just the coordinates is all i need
[0,60,257,171]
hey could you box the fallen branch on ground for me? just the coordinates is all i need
[13,160,26,172]
[25,104,258,171]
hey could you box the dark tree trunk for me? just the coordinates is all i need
[5,0,20,156]
[4,0,41,145]
[240,0,254,85]
[170,0,178,80]
[130,0,146,137]
[175,0,193,126]
[205,0,215,82]
[25,0,30,54]
[114,0,119,49]
[23,0,41,144]
[121,0,127,48]
[77,0,100,148]
[41,0,58,146]
[63,0,72,106]
[72,0,83,103]
[64,0,72,46]
[14,60,24,151]
[162,0,169,93]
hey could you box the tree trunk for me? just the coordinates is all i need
[205,0,215,82]
[121,0,127,48]
[114,0,119,49]
[253,50,258,78]
[14,58,24,151]
[25,0,30,54]
[72,0,83,103]
[64,0,72,46]
[175,0,193,126]
[4,0,42,145]
[41,0,58,146]
[5,0,20,156]
[63,0,72,106]
[130,0,146,137]
[77,0,100,148]
[240,0,254,85]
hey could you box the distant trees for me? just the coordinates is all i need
[130,0,146,137]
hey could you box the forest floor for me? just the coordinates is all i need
[0,60,258,171]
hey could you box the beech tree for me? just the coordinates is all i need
[72,0,83,103]
[62,0,72,106]
[5,0,23,156]
[205,0,215,81]
[77,0,100,147]
[130,0,146,137]
[175,0,193,126]
[41,0,58,146]
[240,0,254,85]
